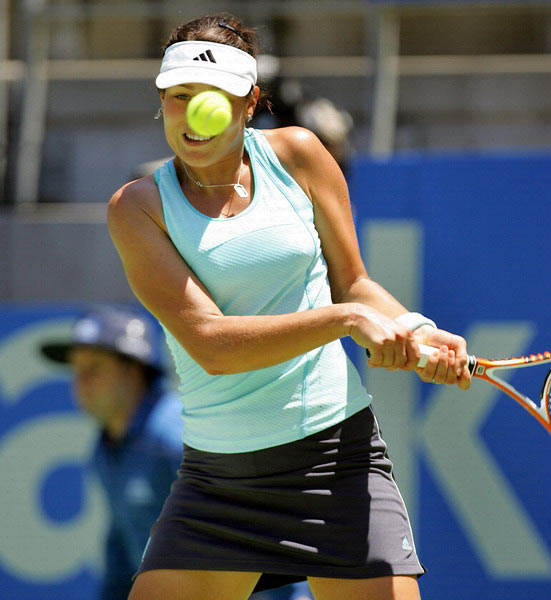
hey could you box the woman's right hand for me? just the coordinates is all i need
[348,304,419,371]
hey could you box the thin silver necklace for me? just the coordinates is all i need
[181,160,249,198]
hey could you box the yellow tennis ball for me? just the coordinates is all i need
[187,91,232,137]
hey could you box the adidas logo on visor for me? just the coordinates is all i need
[193,50,217,63]
[155,41,257,97]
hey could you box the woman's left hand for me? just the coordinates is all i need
[413,326,471,390]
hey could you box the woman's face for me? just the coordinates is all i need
[160,83,258,167]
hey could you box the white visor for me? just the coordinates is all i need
[155,41,257,97]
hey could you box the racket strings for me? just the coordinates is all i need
[540,368,551,407]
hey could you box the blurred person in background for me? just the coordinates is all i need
[40,305,183,600]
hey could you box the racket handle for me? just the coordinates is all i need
[365,343,441,368]
[416,343,439,368]
[366,344,475,371]
[414,344,479,370]
[418,345,479,373]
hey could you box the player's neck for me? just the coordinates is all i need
[177,156,242,188]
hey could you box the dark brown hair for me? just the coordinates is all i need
[162,13,261,58]
[161,14,271,112]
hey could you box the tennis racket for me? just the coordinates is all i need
[416,344,551,434]
[366,344,551,432]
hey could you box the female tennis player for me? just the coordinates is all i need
[108,13,471,600]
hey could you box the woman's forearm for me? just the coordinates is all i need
[337,276,409,320]
[186,303,361,375]
[179,276,414,375]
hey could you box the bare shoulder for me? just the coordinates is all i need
[108,173,166,233]
[109,174,159,214]
[260,126,344,201]
[262,126,325,169]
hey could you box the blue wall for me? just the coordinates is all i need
[1,152,550,598]
[352,151,551,599]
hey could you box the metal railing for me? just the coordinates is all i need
[3,1,551,203]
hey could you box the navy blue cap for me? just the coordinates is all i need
[40,306,164,374]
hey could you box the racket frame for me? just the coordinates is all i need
[466,352,551,434]
[368,343,551,433]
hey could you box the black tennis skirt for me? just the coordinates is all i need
[136,405,424,593]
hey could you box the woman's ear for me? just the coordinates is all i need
[248,86,260,115]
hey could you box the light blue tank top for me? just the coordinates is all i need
[154,128,371,452]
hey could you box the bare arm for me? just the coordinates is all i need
[267,127,421,368]
[107,177,404,375]
[269,127,469,386]
[265,128,409,317]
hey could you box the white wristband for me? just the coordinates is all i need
[395,312,437,331]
